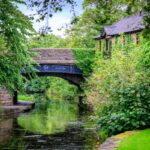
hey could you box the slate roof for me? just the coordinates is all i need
[32,48,75,65]
[95,12,145,39]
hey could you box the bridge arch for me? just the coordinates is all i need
[14,48,84,104]
[34,64,84,87]
[31,48,84,87]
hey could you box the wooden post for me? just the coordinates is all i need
[13,91,18,105]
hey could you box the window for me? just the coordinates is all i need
[106,39,112,56]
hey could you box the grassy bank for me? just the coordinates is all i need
[18,95,33,101]
[117,129,150,150]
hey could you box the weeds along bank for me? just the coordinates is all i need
[84,39,150,137]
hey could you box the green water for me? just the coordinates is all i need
[18,101,78,135]
[0,99,99,150]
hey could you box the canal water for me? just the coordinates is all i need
[0,99,100,150]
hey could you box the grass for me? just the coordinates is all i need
[18,95,33,101]
[117,129,150,150]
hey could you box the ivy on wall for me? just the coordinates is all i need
[72,48,96,77]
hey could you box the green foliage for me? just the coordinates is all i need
[24,77,78,103]
[0,136,26,150]
[28,0,75,20]
[97,79,150,136]
[0,0,34,93]
[85,39,150,136]
[65,13,98,49]
[34,94,51,111]
[25,77,51,94]
[98,130,108,142]
[29,34,68,48]
[72,48,96,76]
[18,95,33,101]
[143,0,150,39]
[137,39,150,76]
[117,129,150,150]
[18,100,78,134]
[65,0,148,49]
[46,77,78,102]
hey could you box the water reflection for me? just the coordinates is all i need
[0,119,27,150]
[18,101,78,134]
[0,119,13,143]
[0,97,99,150]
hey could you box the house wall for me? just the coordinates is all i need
[111,38,115,47]
[0,87,13,106]
[98,32,140,52]
[131,33,139,44]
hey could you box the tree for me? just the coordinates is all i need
[65,0,149,48]
[0,0,34,93]
[29,34,67,48]
[65,0,125,48]
[27,0,75,20]
[0,0,78,93]
[143,0,150,38]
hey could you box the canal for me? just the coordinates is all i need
[0,96,100,150]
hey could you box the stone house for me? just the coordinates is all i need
[95,12,145,54]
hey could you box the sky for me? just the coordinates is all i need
[20,0,83,36]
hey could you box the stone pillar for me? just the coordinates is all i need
[0,87,13,106]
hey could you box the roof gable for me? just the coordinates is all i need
[105,12,144,36]
[95,12,145,39]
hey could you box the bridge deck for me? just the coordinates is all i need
[32,48,75,65]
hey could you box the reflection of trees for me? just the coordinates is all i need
[0,136,26,150]
[0,119,13,143]
[18,100,78,135]
[0,103,98,150]
[0,118,27,150]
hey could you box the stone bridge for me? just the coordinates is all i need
[0,48,84,106]
[30,48,83,86]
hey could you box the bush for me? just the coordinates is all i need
[23,76,79,104]
[97,79,150,136]
[72,48,96,76]
[85,39,150,136]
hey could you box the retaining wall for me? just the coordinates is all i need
[0,87,13,106]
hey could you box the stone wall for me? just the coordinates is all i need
[98,32,140,51]
[0,87,13,106]
[131,33,138,44]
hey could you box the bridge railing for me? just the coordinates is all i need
[34,64,82,75]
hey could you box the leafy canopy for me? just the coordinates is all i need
[0,0,34,92]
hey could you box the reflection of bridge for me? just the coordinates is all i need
[31,48,83,86]
[13,48,84,104]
